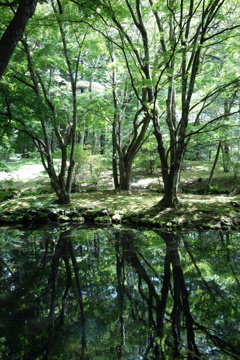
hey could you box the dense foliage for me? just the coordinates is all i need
[0,0,240,206]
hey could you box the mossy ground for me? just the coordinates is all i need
[0,158,240,229]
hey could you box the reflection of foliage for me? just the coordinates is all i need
[0,228,240,359]
[182,231,240,355]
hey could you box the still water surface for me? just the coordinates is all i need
[0,225,240,359]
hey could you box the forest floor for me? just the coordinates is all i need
[0,158,240,230]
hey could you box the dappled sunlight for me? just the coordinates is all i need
[180,194,239,204]
[1,199,32,212]
[11,201,33,210]
[1,158,240,229]
[71,191,160,213]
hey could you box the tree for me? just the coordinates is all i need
[73,0,240,206]
[0,2,98,203]
[0,0,38,79]
[150,0,240,207]
[1,0,240,205]
[73,1,155,191]
[109,50,152,190]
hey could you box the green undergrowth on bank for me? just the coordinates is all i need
[1,158,240,229]
[0,190,240,230]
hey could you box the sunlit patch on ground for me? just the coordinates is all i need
[181,194,238,203]
[0,164,47,182]
[131,177,161,190]
[1,159,240,229]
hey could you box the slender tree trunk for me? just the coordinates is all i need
[112,150,119,190]
[45,0,79,203]
[222,142,230,173]
[100,130,106,155]
[208,141,221,186]
[109,49,151,192]
[17,27,74,204]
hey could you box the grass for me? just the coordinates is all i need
[1,158,240,229]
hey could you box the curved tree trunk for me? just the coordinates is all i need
[0,0,38,79]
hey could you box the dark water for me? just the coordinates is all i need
[0,225,240,360]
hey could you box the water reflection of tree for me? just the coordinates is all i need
[117,230,200,359]
[183,231,240,359]
[0,228,89,360]
[1,228,240,359]
[44,229,88,360]
[116,229,240,360]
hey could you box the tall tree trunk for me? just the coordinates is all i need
[112,144,119,190]
[109,45,151,191]
[153,104,183,208]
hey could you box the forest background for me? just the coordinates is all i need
[0,0,240,228]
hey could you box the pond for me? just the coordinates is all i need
[0,225,240,359]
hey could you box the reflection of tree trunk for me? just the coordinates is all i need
[119,230,161,356]
[183,233,240,359]
[160,232,201,360]
[122,231,159,324]
[41,231,71,359]
[42,230,89,360]
[121,228,202,359]
[115,233,126,359]
[120,229,197,358]
[169,237,182,357]
[183,238,214,298]
[219,231,240,290]
[68,232,89,360]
